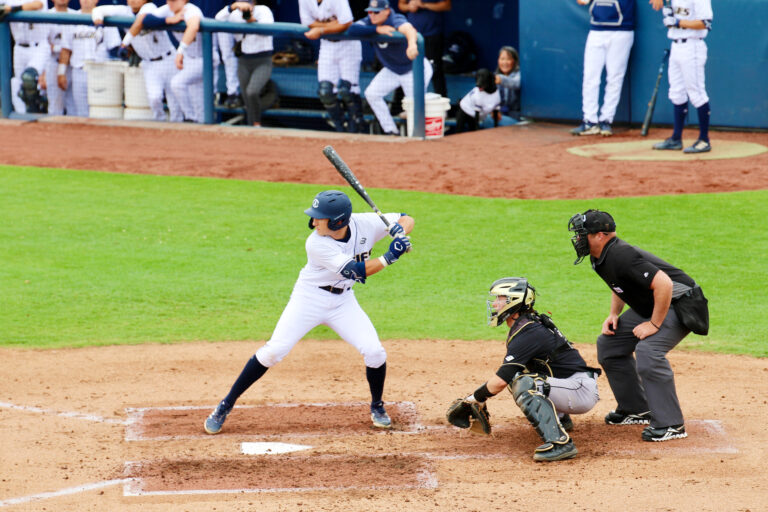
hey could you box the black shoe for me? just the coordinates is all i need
[642,424,687,442]
[604,410,651,425]
[560,414,573,432]
[226,96,243,109]
[533,440,578,462]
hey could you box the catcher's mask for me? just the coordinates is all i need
[487,277,536,327]
[304,190,352,231]
[567,209,616,265]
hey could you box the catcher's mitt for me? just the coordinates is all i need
[272,51,299,67]
[446,398,492,435]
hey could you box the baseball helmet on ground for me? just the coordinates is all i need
[487,277,536,327]
[304,190,352,230]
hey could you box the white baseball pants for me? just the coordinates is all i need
[171,56,204,122]
[365,57,433,135]
[317,40,362,93]
[44,57,75,116]
[668,38,709,108]
[581,30,634,124]
[142,57,183,122]
[11,43,46,113]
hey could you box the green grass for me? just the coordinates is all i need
[1,165,765,356]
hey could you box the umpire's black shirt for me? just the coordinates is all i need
[591,237,695,318]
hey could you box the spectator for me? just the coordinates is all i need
[216,1,276,127]
[455,68,499,133]
[493,45,520,125]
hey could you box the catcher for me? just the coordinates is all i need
[446,277,601,462]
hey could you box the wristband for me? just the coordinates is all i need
[177,41,189,55]
[472,383,494,403]
[378,255,389,267]
[650,320,660,329]
[57,63,67,76]
[121,33,134,46]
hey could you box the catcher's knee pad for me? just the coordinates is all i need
[337,79,353,104]
[317,80,337,107]
[510,374,569,445]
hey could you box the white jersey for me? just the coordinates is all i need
[62,13,121,68]
[459,86,501,120]
[8,0,46,45]
[154,2,204,58]
[92,4,176,60]
[299,0,354,50]
[215,5,274,54]
[297,212,400,289]
[667,0,712,40]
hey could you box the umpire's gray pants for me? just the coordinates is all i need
[596,307,689,428]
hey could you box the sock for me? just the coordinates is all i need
[696,102,710,142]
[672,102,688,141]
[366,363,387,405]
[223,355,269,406]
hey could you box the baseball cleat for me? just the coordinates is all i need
[533,440,578,462]
[370,401,392,429]
[641,424,687,442]
[599,121,613,136]
[560,414,574,432]
[204,399,233,435]
[570,121,601,136]
[604,410,651,425]
[652,137,683,150]
[683,139,711,153]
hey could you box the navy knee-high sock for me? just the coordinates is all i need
[223,355,268,406]
[672,102,688,141]
[696,102,710,142]
[366,363,387,405]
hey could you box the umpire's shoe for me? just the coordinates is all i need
[653,137,683,150]
[605,410,651,425]
[683,139,712,154]
[204,399,233,434]
[570,121,601,136]
[370,401,392,429]
[642,424,687,442]
[533,440,578,462]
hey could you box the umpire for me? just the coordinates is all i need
[568,209,707,442]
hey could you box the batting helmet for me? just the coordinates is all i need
[304,190,352,231]
[487,277,536,327]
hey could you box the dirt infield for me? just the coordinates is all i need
[1,119,768,511]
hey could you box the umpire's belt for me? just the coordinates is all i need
[150,51,173,61]
[319,285,349,295]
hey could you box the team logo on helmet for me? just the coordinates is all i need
[313,199,319,208]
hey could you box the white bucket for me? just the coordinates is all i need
[123,107,155,121]
[85,61,126,107]
[402,93,452,139]
[124,66,150,109]
[89,105,124,119]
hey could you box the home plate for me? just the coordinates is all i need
[241,442,313,455]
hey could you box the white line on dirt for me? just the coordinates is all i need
[0,401,126,425]
[0,479,130,508]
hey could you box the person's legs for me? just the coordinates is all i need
[580,31,605,124]
[599,30,634,124]
[365,68,399,134]
[424,33,446,97]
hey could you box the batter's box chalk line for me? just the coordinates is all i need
[0,401,127,425]
[122,454,438,496]
[124,400,423,441]
[0,479,130,508]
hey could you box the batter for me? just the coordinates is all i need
[652,0,713,153]
[204,190,414,433]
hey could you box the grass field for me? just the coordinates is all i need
[2,165,765,356]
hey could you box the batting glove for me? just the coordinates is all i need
[662,6,673,16]
[663,16,679,27]
[382,236,411,265]
[388,223,404,238]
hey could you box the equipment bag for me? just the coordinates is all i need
[672,286,709,335]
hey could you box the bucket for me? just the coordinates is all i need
[402,93,452,139]
[89,105,124,119]
[124,66,150,109]
[123,107,155,121]
[85,60,126,107]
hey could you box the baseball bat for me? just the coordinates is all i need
[640,49,670,137]
[322,145,392,230]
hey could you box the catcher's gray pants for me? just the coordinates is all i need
[543,372,600,416]
[596,307,690,428]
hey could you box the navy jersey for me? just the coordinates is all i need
[355,12,413,74]
[589,0,636,31]
[403,0,444,37]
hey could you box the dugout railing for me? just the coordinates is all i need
[0,11,427,138]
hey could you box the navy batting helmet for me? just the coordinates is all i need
[304,190,352,231]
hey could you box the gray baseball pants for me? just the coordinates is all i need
[596,307,690,428]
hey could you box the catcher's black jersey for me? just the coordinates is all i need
[497,314,592,380]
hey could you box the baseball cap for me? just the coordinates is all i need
[365,0,390,12]
[583,209,616,234]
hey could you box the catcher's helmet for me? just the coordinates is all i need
[567,209,616,265]
[487,277,536,327]
[304,190,352,231]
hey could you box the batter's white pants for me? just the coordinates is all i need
[317,39,362,93]
[69,67,89,117]
[255,283,387,370]
[215,32,239,96]
[44,57,75,116]
[365,58,433,135]
[545,372,600,415]
[581,30,634,124]
[12,43,46,113]
[171,56,204,122]
[668,39,709,108]
[142,57,183,122]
